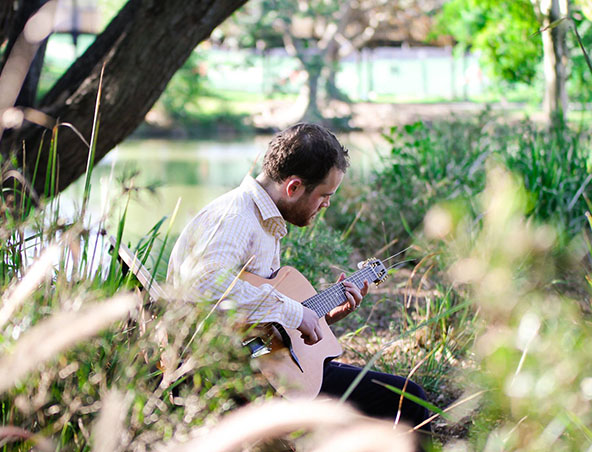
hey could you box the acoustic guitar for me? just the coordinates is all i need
[241,258,388,400]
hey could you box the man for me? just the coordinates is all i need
[168,123,430,432]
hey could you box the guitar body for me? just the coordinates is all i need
[241,267,342,400]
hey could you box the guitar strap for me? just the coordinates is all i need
[272,322,304,373]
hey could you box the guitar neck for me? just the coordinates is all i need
[302,267,375,318]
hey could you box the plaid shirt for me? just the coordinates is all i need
[167,176,304,329]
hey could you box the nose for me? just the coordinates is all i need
[321,198,330,209]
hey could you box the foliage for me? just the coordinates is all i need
[436,0,541,84]
[436,0,592,102]
[228,0,342,48]
[0,135,268,450]
[282,217,353,287]
[327,113,592,252]
[138,50,254,137]
[5,117,592,450]
[1,84,429,450]
[425,167,592,451]
[569,13,592,103]
[157,50,209,122]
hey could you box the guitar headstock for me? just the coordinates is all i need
[359,257,389,286]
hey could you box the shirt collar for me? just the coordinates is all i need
[241,175,287,238]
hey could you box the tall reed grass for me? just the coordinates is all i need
[4,44,592,450]
[0,101,426,451]
[0,158,270,451]
[422,165,592,451]
[322,110,592,449]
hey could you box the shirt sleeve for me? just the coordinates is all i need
[168,213,303,329]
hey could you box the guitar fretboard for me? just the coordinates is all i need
[302,267,376,318]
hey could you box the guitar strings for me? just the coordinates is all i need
[304,267,374,316]
[381,245,413,265]
[305,258,417,317]
[386,257,416,271]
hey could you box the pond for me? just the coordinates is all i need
[61,132,388,244]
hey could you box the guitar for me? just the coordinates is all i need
[241,258,388,400]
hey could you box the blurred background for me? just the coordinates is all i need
[3,2,592,450]
[22,0,588,243]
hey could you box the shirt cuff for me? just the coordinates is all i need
[276,292,304,329]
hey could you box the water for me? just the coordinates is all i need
[60,133,387,244]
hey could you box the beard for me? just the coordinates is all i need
[276,195,318,227]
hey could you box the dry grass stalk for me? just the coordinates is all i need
[160,399,413,452]
[0,0,57,140]
[91,388,130,452]
[373,236,399,259]
[414,390,485,431]
[404,253,436,309]
[0,244,61,328]
[0,425,54,452]
[0,293,136,393]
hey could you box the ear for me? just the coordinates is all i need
[285,177,304,198]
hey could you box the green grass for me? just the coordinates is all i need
[3,107,592,450]
[0,131,267,451]
[327,111,592,253]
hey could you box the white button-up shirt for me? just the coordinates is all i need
[167,175,304,328]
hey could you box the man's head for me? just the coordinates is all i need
[260,123,350,227]
[262,123,350,191]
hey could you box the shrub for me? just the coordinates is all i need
[327,113,592,253]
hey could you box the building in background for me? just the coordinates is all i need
[53,0,99,48]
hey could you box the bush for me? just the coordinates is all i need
[426,166,592,451]
[281,217,354,287]
[327,113,592,252]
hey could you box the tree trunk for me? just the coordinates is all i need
[0,2,18,48]
[539,0,569,123]
[1,0,248,196]
[324,46,350,103]
[322,1,355,103]
[300,54,324,123]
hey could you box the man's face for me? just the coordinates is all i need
[278,167,344,227]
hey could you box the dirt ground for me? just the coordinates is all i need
[325,267,476,444]
[251,98,539,131]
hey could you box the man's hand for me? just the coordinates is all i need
[298,306,323,345]
[326,273,369,325]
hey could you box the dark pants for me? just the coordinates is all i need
[320,361,430,429]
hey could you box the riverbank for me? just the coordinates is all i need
[251,99,541,131]
[136,99,550,139]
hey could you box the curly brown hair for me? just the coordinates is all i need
[262,123,350,191]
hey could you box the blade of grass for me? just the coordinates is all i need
[339,299,472,404]
[148,197,182,294]
[572,18,592,75]
[371,379,449,422]
[108,189,132,283]
[81,62,106,216]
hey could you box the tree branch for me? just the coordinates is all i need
[2,0,249,195]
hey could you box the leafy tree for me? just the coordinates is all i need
[439,0,541,83]
[0,0,248,196]
[437,0,584,123]
[570,10,592,103]
[230,0,348,123]
[229,0,445,124]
